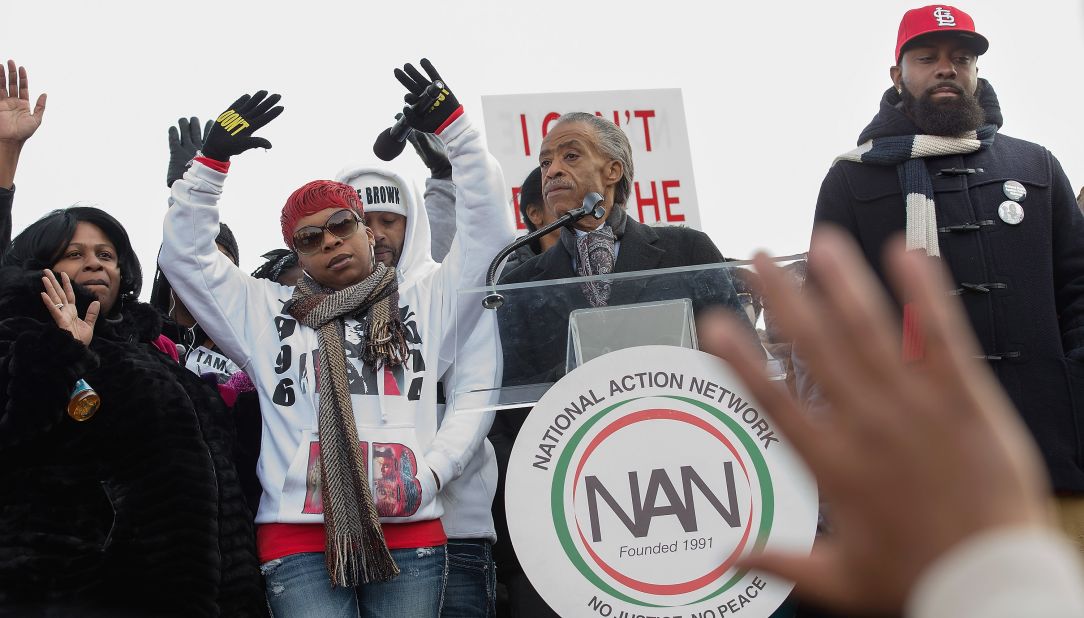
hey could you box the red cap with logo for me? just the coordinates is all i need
[896,5,989,63]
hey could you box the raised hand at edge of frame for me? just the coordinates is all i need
[697,227,1051,615]
[0,59,46,147]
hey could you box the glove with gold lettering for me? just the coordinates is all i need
[201,90,284,162]
[394,59,461,134]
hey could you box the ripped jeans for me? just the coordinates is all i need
[261,546,447,617]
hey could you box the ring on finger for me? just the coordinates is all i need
[55,303,64,309]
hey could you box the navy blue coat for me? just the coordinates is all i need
[815,81,1084,492]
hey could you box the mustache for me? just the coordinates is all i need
[543,180,573,195]
[924,81,965,97]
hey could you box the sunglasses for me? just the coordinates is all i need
[292,209,362,255]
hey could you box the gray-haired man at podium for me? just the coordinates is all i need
[491,111,739,617]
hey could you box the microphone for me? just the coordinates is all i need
[372,83,444,161]
[372,114,414,161]
[482,192,606,310]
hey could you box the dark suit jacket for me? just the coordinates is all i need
[497,219,734,386]
[489,218,735,578]
[501,216,723,283]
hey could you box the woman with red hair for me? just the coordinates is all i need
[160,61,512,617]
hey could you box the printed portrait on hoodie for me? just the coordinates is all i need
[372,443,422,517]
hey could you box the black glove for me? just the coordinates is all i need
[201,91,284,162]
[394,59,461,134]
[405,115,452,180]
[166,117,212,187]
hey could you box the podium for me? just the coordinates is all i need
[452,257,817,618]
[451,258,800,415]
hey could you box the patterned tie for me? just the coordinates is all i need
[577,225,616,307]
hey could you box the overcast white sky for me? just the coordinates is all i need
[6,0,1083,296]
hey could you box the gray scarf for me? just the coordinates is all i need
[560,203,628,306]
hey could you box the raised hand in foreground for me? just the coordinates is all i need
[698,228,1052,615]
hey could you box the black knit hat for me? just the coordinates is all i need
[519,167,544,254]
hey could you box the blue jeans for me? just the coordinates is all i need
[442,539,496,618]
[261,546,447,617]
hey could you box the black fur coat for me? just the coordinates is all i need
[0,267,265,616]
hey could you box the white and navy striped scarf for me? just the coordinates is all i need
[835,124,997,257]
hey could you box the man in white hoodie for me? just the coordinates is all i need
[160,59,513,616]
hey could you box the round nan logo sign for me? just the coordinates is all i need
[506,346,817,617]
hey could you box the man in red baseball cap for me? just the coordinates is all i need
[885,5,990,137]
[806,3,1084,560]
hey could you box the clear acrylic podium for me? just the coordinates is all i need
[451,257,805,415]
[566,298,698,372]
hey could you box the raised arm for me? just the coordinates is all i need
[393,58,515,372]
[387,59,512,486]
[159,91,285,366]
[0,59,47,255]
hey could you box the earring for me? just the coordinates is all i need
[370,245,376,266]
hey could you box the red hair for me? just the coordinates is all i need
[280,180,364,248]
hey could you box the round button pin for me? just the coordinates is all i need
[1003,180,1027,201]
[998,200,1024,225]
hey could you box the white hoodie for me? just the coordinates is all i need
[160,113,513,530]
[335,171,502,541]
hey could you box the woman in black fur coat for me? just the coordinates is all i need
[0,207,265,616]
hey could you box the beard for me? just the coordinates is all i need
[901,81,985,136]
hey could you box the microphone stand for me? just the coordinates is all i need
[482,192,606,310]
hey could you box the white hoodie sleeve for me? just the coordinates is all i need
[159,161,283,368]
[421,112,514,487]
[907,527,1084,618]
[432,111,515,371]
[425,310,501,487]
